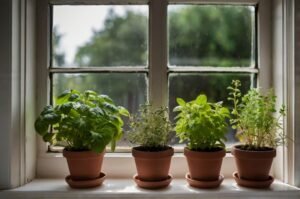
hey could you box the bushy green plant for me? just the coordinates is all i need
[127,104,172,151]
[227,80,286,150]
[34,89,129,153]
[174,94,230,151]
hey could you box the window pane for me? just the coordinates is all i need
[52,5,148,67]
[168,5,255,67]
[53,73,147,114]
[168,73,254,146]
[53,73,147,149]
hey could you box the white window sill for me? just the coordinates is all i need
[1,178,299,199]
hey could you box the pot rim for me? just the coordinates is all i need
[132,146,174,158]
[231,145,276,159]
[184,147,226,159]
[63,149,105,159]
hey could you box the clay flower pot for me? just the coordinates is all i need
[184,147,226,188]
[63,149,105,181]
[231,145,276,182]
[132,146,174,188]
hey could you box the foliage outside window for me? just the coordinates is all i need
[51,4,257,149]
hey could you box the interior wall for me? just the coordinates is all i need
[0,0,15,189]
[0,0,36,189]
[294,0,300,188]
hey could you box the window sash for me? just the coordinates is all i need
[36,0,275,179]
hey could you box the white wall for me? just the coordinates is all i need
[0,0,36,189]
[0,0,15,189]
[294,0,300,188]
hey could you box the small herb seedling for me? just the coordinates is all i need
[127,104,172,151]
[227,80,286,150]
[174,94,230,151]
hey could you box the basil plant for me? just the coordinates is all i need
[35,89,129,153]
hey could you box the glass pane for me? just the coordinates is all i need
[53,73,147,113]
[53,73,148,148]
[168,73,254,146]
[168,5,255,67]
[52,5,148,67]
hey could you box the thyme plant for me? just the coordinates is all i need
[174,94,230,151]
[227,80,286,150]
[127,104,172,151]
[35,89,129,153]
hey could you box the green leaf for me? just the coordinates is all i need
[103,102,118,113]
[42,133,55,143]
[57,90,71,104]
[118,106,130,117]
[43,113,61,124]
[99,95,113,103]
[176,98,186,106]
[84,90,97,97]
[196,94,207,104]
[59,102,73,114]
[110,140,116,152]
[34,117,49,136]
[41,105,54,115]
[173,106,182,112]
[68,94,79,101]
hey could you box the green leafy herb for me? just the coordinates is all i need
[127,104,172,151]
[34,89,129,153]
[174,94,230,151]
[227,80,286,150]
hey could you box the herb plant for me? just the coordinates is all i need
[227,80,286,150]
[127,104,172,151]
[35,89,129,153]
[174,94,230,151]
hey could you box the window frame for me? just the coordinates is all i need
[36,0,275,179]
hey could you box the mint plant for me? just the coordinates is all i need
[127,104,172,151]
[174,94,230,151]
[227,80,286,150]
[35,89,129,153]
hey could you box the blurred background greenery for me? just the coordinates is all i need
[52,5,256,146]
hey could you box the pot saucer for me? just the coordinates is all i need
[185,173,224,188]
[133,174,172,189]
[233,171,274,188]
[66,172,106,189]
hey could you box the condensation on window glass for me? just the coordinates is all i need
[168,73,255,146]
[168,5,256,67]
[52,5,148,67]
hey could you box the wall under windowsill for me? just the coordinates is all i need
[1,178,299,199]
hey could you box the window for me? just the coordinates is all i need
[36,0,273,178]
[48,1,258,151]
[50,5,149,150]
[167,4,257,147]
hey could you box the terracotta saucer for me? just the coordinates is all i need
[133,174,172,189]
[233,171,274,188]
[185,173,224,188]
[66,172,106,189]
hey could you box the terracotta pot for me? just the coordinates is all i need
[63,149,105,180]
[231,145,276,181]
[184,147,226,181]
[132,147,174,181]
